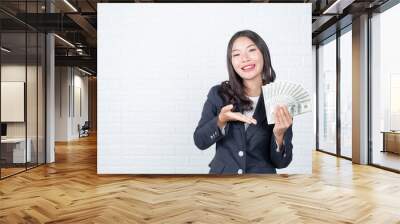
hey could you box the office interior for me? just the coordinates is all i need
[0,0,399,222]
[0,0,97,179]
[315,0,400,172]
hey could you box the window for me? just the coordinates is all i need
[318,36,337,154]
[370,3,400,171]
[339,28,352,158]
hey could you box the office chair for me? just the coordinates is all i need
[79,121,90,138]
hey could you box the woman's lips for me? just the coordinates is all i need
[241,64,255,72]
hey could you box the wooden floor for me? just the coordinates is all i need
[0,134,400,224]
[0,167,26,178]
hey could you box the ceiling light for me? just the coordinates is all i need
[63,0,78,12]
[54,34,75,48]
[322,0,354,15]
[1,47,11,53]
[78,67,93,76]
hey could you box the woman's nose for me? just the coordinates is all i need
[240,52,250,62]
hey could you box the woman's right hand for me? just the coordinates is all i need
[217,104,257,128]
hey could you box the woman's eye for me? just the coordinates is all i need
[249,48,256,52]
[233,54,239,57]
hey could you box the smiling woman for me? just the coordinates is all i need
[97,4,312,175]
[193,30,294,175]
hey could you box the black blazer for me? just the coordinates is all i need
[193,84,293,174]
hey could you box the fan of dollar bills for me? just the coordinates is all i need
[262,81,312,124]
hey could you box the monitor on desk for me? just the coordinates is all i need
[1,123,7,138]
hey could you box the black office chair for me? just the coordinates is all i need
[79,121,90,138]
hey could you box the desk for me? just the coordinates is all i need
[1,138,32,163]
[381,131,400,154]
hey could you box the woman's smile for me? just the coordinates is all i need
[241,64,256,72]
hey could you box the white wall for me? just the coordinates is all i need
[98,3,313,174]
[72,72,89,138]
[55,67,69,141]
[55,67,89,141]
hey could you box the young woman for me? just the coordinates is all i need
[193,30,293,174]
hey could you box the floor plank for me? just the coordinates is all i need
[0,134,399,223]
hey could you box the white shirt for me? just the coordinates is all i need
[243,95,260,131]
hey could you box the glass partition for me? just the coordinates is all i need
[1,31,28,177]
[0,1,46,179]
[27,30,38,169]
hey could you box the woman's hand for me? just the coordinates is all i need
[217,104,257,128]
[273,105,293,147]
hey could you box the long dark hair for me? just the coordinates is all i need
[219,30,276,112]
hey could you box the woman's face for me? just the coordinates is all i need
[230,36,264,81]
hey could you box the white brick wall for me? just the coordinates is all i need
[98,3,313,174]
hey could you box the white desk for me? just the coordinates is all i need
[1,138,32,163]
